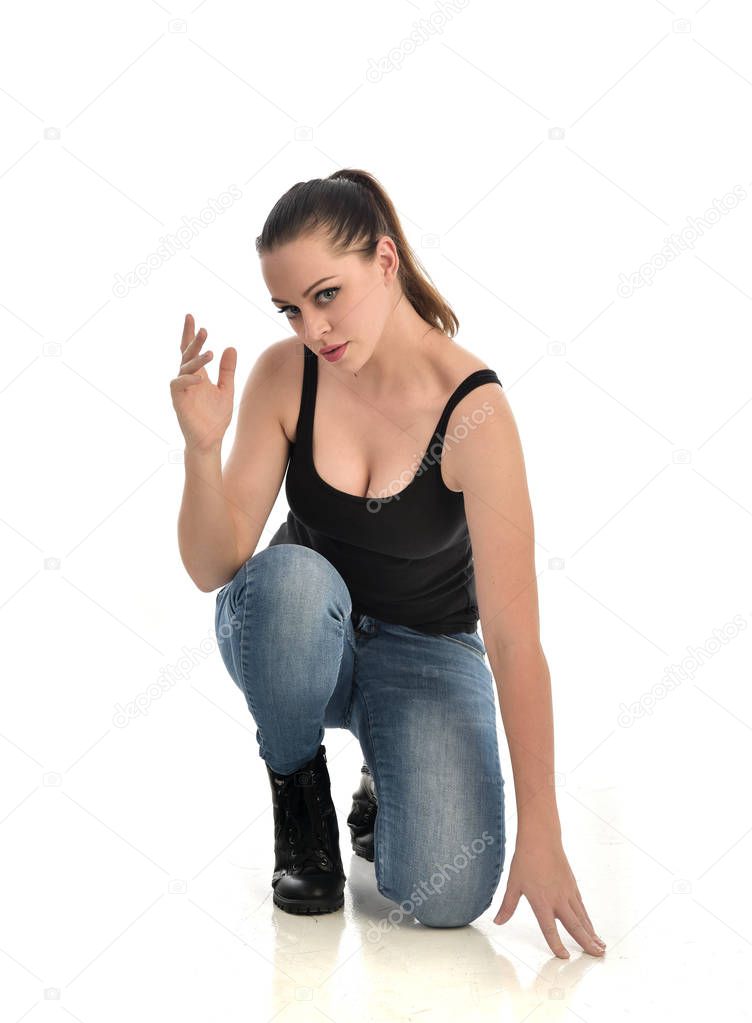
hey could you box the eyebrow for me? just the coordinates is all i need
[271,275,338,305]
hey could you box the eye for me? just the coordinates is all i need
[276,286,339,319]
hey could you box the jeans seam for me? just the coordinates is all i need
[236,557,264,752]
[238,557,248,689]
[343,645,356,729]
[351,672,392,898]
[480,748,505,914]
[332,619,350,727]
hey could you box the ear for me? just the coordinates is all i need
[375,234,399,283]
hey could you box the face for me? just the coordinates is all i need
[261,230,399,364]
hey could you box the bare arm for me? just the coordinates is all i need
[173,316,295,592]
[454,382,605,958]
[453,383,558,829]
[217,340,297,579]
[178,446,240,593]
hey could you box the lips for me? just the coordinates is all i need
[320,342,346,355]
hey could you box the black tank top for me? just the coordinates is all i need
[266,344,503,634]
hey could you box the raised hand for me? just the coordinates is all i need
[170,313,237,454]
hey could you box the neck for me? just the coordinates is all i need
[348,291,443,395]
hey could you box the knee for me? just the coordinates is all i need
[413,890,493,929]
[386,843,504,929]
[249,542,347,591]
[376,869,496,930]
[242,544,351,618]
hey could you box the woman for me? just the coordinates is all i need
[171,168,606,957]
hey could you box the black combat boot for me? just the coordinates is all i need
[265,743,346,914]
[347,762,378,862]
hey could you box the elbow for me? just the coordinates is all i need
[181,563,229,594]
[194,579,217,594]
[191,564,242,593]
[178,547,236,594]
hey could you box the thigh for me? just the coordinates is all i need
[214,544,358,732]
[348,620,506,928]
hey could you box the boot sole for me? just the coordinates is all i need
[352,840,375,862]
[272,890,344,914]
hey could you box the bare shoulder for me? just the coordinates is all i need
[252,334,300,376]
[273,336,306,443]
[440,338,505,490]
[439,336,503,416]
[238,335,301,441]
[438,336,496,381]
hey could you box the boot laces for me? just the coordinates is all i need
[275,768,334,873]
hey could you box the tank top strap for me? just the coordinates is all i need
[295,344,318,449]
[435,369,502,440]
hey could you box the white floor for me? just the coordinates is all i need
[5,691,748,1023]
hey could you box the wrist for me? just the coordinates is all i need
[515,797,562,840]
[184,439,222,459]
[517,818,562,844]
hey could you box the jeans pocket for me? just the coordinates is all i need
[439,630,487,661]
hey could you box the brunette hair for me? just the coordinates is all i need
[255,168,459,338]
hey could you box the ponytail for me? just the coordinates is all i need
[255,168,459,338]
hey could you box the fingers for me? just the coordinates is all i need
[568,896,605,949]
[494,885,521,925]
[180,349,213,373]
[531,905,571,959]
[570,884,606,949]
[178,312,211,377]
[181,313,207,358]
[559,904,606,956]
[184,328,207,361]
[573,888,599,938]
[175,316,235,401]
[181,313,196,354]
[217,347,237,391]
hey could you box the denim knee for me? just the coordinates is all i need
[412,887,495,929]
[386,843,503,929]
[233,543,352,621]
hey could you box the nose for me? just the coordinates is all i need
[302,315,331,344]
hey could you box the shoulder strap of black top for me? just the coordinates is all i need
[435,369,502,440]
[294,344,318,448]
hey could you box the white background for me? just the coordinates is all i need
[2,0,750,1019]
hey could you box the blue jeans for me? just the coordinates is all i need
[214,543,506,928]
